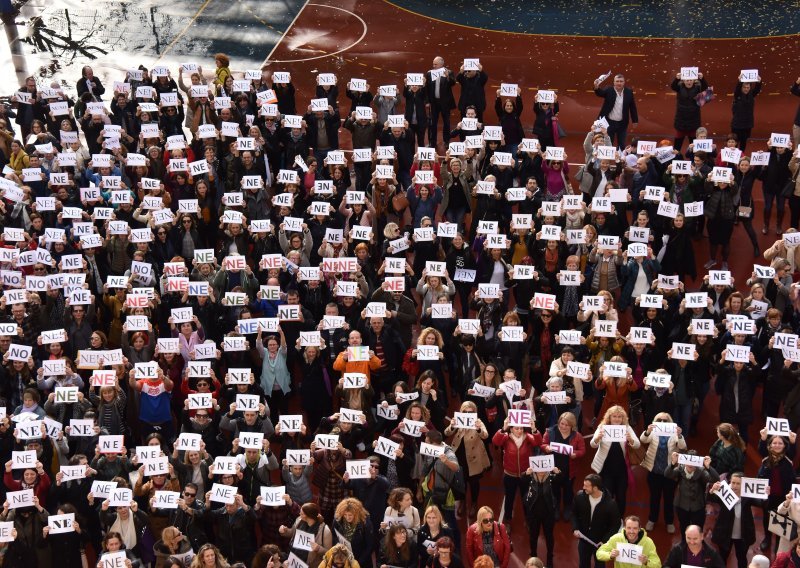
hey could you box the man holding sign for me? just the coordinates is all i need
[595,516,659,568]
[593,74,638,148]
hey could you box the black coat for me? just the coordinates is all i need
[403,86,428,126]
[715,364,756,424]
[731,81,761,130]
[711,495,756,549]
[425,69,456,110]
[456,71,489,114]
[571,489,620,543]
[671,78,708,131]
[594,86,638,126]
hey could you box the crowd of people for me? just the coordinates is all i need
[0,51,798,568]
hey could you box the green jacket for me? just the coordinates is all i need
[596,528,661,568]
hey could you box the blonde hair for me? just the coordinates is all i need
[475,506,494,525]
[384,222,399,239]
[459,400,477,413]
[417,327,444,349]
[599,405,629,427]
[335,498,368,524]
[423,504,447,528]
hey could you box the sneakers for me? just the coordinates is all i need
[703,259,717,270]
[666,524,675,534]
[645,521,654,531]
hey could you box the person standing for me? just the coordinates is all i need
[731,73,762,151]
[671,71,709,152]
[425,57,456,149]
[572,474,621,568]
[593,74,638,148]
[710,474,758,568]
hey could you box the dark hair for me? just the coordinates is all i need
[426,430,443,444]
[584,473,603,490]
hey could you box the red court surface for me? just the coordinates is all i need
[266,1,800,565]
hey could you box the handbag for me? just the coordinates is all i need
[392,192,410,213]
[768,510,798,540]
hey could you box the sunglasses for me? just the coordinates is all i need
[482,518,494,524]
[184,491,196,497]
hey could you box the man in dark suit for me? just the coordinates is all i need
[572,474,621,568]
[425,56,456,149]
[594,73,638,149]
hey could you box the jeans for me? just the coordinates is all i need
[763,191,786,224]
[673,402,692,434]
[502,474,530,522]
[607,119,628,148]
[444,206,468,225]
[428,102,452,147]
[647,472,675,524]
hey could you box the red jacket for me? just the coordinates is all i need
[465,521,511,568]
[772,551,799,568]
[491,430,542,476]
[4,469,51,508]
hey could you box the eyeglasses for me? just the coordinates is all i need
[485,369,495,374]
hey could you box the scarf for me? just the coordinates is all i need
[111,513,138,550]
[338,520,357,541]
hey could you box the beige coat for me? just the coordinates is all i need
[445,421,490,476]
[638,431,687,472]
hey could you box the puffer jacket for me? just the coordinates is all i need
[491,430,542,476]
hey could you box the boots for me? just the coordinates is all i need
[777,210,785,235]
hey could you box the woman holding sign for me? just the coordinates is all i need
[757,428,797,552]
[664,450,719,535]
[590,405,639,516]
[444,400,489,519]
[639,412,686,533]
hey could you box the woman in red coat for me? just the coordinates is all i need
[491,415,542,533]
[3,458,51,508]
[465,506,511,568]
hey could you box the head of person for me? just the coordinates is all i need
[583,473,603,497]
[476,506,495,532]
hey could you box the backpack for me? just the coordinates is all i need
[450,464,466,501]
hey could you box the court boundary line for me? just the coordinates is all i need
[262,0,312,66]
[263,3,368,64]
[382,0,800,41]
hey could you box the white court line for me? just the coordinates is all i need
[263,2,368,64]
[262,0,311,65]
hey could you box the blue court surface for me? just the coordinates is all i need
[386,0,800,38]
